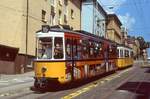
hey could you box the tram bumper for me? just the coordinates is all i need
[34,77,59,89]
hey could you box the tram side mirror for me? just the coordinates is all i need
[42,25,50,33]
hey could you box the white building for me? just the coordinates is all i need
[81,0,107,37]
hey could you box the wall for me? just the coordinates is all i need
[51,0,81,30]
[106,17,122,44]
[0,0,26,52]
[68,0,81,30]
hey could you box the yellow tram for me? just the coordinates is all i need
[116,45,134,69]
[33,25,118,89]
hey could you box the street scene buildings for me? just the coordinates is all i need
[0,0,149,74]
[0,0,150,99]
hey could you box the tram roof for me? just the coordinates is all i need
[117,44,132,49]
[36,25,117,45]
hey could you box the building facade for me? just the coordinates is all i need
[0,0,81,74]
[121,27,128,46]
[81,0,107,37]
[106,14,122,44]
[50,0,81,30]
[127,36,140,60]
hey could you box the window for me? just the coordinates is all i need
[42,10,46,22]
[50,0,55,6]
[71,9,74,19]
[109,45,112,52]
[77,40,82,59]
[64,0,68,5]
[50,14,55,26]
[102,23,105,31]
[82,40,89,59]
[120,50,123,58]
[117,49,119,57]
[64,14,67,24]
[64,2,68,23]
[54,37,64,59]
[38,37,52,59]
[66,39,72,59]
[94,42,101,58]
[131,51,134,58]
[73,39,78,59]
[58,10,62,24]
[90,47,94,57]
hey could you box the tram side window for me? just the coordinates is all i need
[98,43,102,57]
[127,50,129,57]
[117,49,119,57]
[89,42,94,58]
[66,39,72,59]
[125,50,129,57]
[120,50,123,58]
[38,37,52,59]
[77,40,82,60]
[131,51,134,58]
[73,39,78,59]
[82,40,89,59]
[125,50,126,57]
[94,42,100,58]
[54,37,64,59]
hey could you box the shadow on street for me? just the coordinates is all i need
[117,82,150,99]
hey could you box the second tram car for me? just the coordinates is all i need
[33,25,118,89]
[116,45,134,69]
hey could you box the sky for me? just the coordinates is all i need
[99,0,150,57]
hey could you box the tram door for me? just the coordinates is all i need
[104,44,109,72]
[65,37,78,81]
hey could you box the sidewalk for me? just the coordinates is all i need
[0,71,34,80]
[0,71,34,95]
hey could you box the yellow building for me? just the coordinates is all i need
[50,0,81,30]
[0,0,81,74]
[106,14,122,44]
[127,37,140,60]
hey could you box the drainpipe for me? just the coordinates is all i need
[92,1,95,34]
[25,0,29,73]
[80,0,82,30]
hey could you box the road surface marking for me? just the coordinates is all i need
[62,67,133,99]
[62,84,98,99]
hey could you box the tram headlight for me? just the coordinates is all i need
[41,67,47,73]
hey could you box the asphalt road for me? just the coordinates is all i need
[1,63,150,99]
